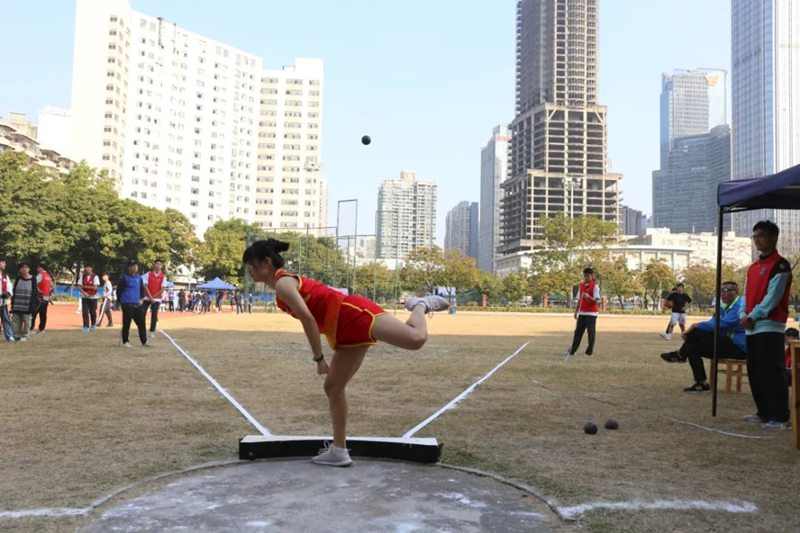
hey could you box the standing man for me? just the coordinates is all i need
[740,221,793,429]
[142,259,166,339]
[566,267,600,358]
[0,258,14,342]
[78,264,101,332]
[660,283,693,340]
[31,263,54,334]
[117,260,149,348]
[248,291,254,314]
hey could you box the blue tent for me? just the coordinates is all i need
[710,162,800,416]
[197,277,237,290]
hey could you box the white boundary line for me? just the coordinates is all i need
[160,330,271,436]
[402,341,530,438]
[668,418,772,440]
[556,499,758,520]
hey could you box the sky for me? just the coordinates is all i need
[0,0,731,242]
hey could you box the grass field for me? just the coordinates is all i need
[0,310,798,532]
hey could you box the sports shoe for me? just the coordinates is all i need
[742,414,765,422]
[5,338,15,343]
[311,442,352,467]
[660,351,686,363]
[89,326,96,332]
[142,342,153,348]
[82,327,89,333]
[122,342,132,348]
[148,331,156,339]
[404,295,450,314]
[761,420,790,430]
[20,337,28,342]
[683,382,710,393]
[660,333,671,340]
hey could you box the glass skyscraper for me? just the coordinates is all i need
[732,0,800,254]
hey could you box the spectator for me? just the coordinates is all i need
[10,262,38,342]
[178,288,186,312]
[117,260,149,348]
[660,281,745,392]
[167,288,175,312]
[566,267,600,358]
[235,290,244,314]
[248,291,254,314]
[1,258,14,342]
[31,263,53,334]
[78,264,100,332]
[99,273,114,327]
[739,220,793,430]
[215,290,223,312]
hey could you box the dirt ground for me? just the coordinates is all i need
[0,310,798,532]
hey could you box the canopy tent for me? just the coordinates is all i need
[713,163,800,440]
[197,277,237,291]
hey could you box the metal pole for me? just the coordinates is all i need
[334,204,341,287]
[304,224,310,277]
[711,207,725,417]
[353,200,358,292]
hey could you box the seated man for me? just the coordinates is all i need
[660,281,746,392]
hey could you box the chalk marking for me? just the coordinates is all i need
[668,418,771,440]
[160,330,271,436]
[403,341,530,438]
[0,507,91,519]
[557,499,758,520]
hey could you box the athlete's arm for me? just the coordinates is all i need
[275,276,324,361]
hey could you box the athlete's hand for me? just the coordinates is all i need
[740,317,755,330]
[316,360,329,375]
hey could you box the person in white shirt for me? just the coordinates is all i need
[0,258,14,342]
[99,273,114,327]
[77,264,101,332]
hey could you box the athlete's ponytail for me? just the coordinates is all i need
[243,239,290,269]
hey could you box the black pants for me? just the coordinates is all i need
[569,315,597,355]
[678,329,745,383]
[31,300,49,332]
[121,304,147,345]
[82,298,98,328]
[746,333,790,423]
[142,301,160,332]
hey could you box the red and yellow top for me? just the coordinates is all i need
[274,269,345,340]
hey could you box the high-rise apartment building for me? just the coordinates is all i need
[445,201,479,260]
[500,0,622,260]
[479,125,510,272]
[658,69,728,169]
[653,125,731,234]
[621,205,646,236]
[376,171,437,262]
[732,0,800,254]
[64,0,325,238]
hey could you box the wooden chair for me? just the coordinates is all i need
[717,358,748,393]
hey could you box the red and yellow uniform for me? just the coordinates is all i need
[274,269,386,349]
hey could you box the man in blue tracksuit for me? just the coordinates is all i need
[659,280,746,392]
[116,260,149,347]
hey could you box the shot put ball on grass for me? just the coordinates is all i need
[604,418,619,430]
[361,135,371,145]
[583,421,598,435]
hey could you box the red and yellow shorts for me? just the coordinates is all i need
[325,295,386,350]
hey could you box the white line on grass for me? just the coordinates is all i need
[0,507,90,519]
[556,499,758,520]
[668,418,772,440]
[160,330,271,436]
[402,341,530,439]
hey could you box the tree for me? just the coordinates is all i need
[197,219,261,284]
[500,270,528,305]
[639,259,675,310]
[681,261,741,309]
[476,271,500,306]
[400,247,445,295]
[597,256,638,307]
[438,249,480,306]
[353,262,394,302]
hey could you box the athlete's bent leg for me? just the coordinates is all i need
[370,307,429,350]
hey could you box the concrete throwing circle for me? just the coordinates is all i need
[81,459,557,532]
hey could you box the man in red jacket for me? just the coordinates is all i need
[31,263,54,334]
[566,267,600,358]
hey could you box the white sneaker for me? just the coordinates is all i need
[660,333,671,340]
[742,414,764,422]
[404,295,450,314]
[148,331,156,339]
[122,342,132,348]
[311,442,352,467]
[20,337,28,342]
